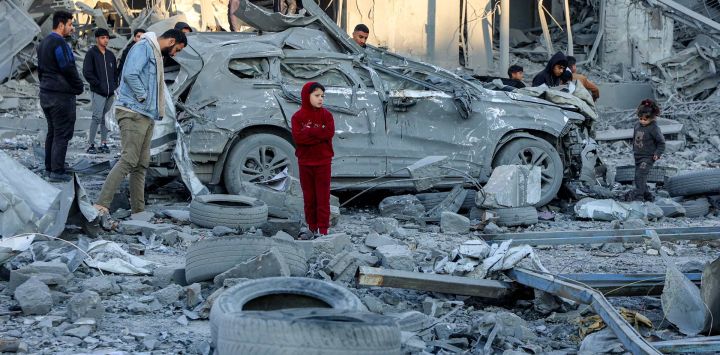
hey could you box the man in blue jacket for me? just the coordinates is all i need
[37,11,84,182]
[93,29,186,215]
[82,28,118,154]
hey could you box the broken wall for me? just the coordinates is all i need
[602,0,673,73]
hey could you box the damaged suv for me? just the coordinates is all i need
[153,0,596,206]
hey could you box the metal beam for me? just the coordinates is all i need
[537,0,554,56]
[507,268,662,355]
[651,336,720,353]
[499,0,510,75]
[649,0,720,33]
[483,226,720,246]
[563,0,573,56]
[560,273,702,297]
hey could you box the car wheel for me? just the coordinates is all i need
[493,137,564,207]
[224,133,298,195]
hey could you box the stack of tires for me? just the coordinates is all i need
[209,277,402,354]
[664,169,720,218]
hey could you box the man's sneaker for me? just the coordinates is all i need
[48,172,72,182]
[99,144,110,154]
[86,144,97,154]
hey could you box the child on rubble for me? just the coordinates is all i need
[631,99,665,202]
[291,82,335,240]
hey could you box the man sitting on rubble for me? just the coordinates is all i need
[38,10,85,182]
[505,65,526,89]
[117,28,145,75]
[531,51,567,88]
[83,28,118,155]
[352,24,370,48]
[93,29,187,215]
[567,56,600,101]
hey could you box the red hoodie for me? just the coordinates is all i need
[291,82,335,166]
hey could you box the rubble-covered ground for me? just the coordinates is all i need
[0,76,719,354]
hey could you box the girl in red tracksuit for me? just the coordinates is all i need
[291,82,335,238]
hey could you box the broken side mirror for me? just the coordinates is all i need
[391,97,417,112]
[453,89,472,120]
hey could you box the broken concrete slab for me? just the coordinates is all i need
[82,276,120,296]
[67,291,104,323]
[440,212,470,234]
[370,217,401,235]
[458,240,491,259]
[186,283,203,308]
[14,277,53,315]
[404,156,448,191]
[8,261,73,292]
[378,195,425,218]
[364,232,400,249]
[701,257,720,333]
[213,247,291,286]
[479,165,541,208]
[152,284,184,306]
[130,211,155,222]
[294,233,351,259]
[374,245,416,271]
[323,250,369,283]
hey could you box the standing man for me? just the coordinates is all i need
[93,29,187,215]
[37,11,84,182]
[83,28,118,154]
[352,24,369,48]
[117,28,145,75]
[567,56,600,101]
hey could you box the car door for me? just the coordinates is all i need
[375,66,489,179]
[277,52,387,177]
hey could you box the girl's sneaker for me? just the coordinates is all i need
[86,144,97,154]
[99,144,110,154]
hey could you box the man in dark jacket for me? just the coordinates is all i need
[83,28,118,154]
[117,28,145,76]
[37,11,84,182]
[532,51,568,87]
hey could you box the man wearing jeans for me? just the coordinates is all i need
[82,28,118,154]
[93,29,186,214]
[37,11,84,182]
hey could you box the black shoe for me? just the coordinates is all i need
[86,144,97,154]
[99,144,110,154]
[48,172,72,182]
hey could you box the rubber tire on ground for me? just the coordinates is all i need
[415,190,477,211]
[210,277,367,348]
[681,198,710,218]
[184,237,307,284]
[493,138,564,207]
[189,194,268,229]
[614,165,674,185]
[214,308,402,355]
[492,206,539,227]
[223,133,298,195]
[665,169,720,197]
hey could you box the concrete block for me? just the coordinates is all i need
[82,276,120,296]
[67,290,104,323]
[185,283,203,308]
[130,211,154,222]
[364,232,400,249]
[481,165,541,208]
[440,212,470,234]
[665,140,685,154]
[370,217,400,234]
[378,195,425,218]
[213,247,290,286]
[14,277,53,315]
[8,261,72,292]
[458,240,490,259]
[294,233,351,259]
[120,220,155,235]
[375,245,415,271]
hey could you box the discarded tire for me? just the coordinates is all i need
[210,277,368,349]
[614,165,676,185]
[416,190,476,211]
[681,198,710,218]
[189,194,268,229]
[665,169,720,197]
[185,237,307,284]
[214,309,402,355]
[492,206,538,227]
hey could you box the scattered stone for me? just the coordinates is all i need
[177,231,200,243]
[295,233,351,258]
[186,283,203,308]
[212,226,235,237]
[647,249,659,256]
[213,247,290,285]
[441,212,471,234]
[159,229,180,245]
[370,217,400,234]
[621,218,646,229]
[364,232,400,249]
[8,261,73,292]
[272,230,295,241]
[176,315,189,326]
[111,208,131,219]
[126,302,150,314]
[458,240,491,259]
[64,325,93,338]
[152,284,183,306]
[600,243,626,254]
[378,195,426,218]
[82,277,120,296]
[679,260,707,273]
[120,220,156,235]
[483,222,503,234]
[14,277,53,315]
[375,245,415,271]
[128,243,146,256]
[131,211,155,222]
[143,338,159,351]
[67,291,104,323]
[474,311,538,342]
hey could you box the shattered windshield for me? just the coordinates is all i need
[280,63,352,87]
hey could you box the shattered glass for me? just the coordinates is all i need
[229,58,269,79]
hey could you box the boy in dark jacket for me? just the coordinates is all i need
[117,28,145,76]
[633,99,665,201]
[532,51,568,87]
[37,11,84,182]
[291,82,335,239]
[82,28,118,154]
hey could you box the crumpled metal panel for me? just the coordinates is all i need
[0,0,41,81]
[234,0,318,32]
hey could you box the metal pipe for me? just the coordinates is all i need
[499,0,510,75]
[563,0,573,56]
[538,0,554,56]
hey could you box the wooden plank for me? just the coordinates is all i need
[357,266,512,298]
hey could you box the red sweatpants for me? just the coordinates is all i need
[298,164,331,234]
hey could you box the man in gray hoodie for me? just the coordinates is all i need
[93,29,186,215]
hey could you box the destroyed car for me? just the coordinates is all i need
[152,0,596,206]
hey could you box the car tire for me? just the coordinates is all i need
[665,169,720,197]
[415,190,477,211]
[185,237,307,284]
[214,309,402,355]
[210,277,367,348]
[492,206,539,227]
[224,133,298,195]
[681,198,710,218]
[189,194,268,229]
[614,165,676,185]
[493,138,564,207]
